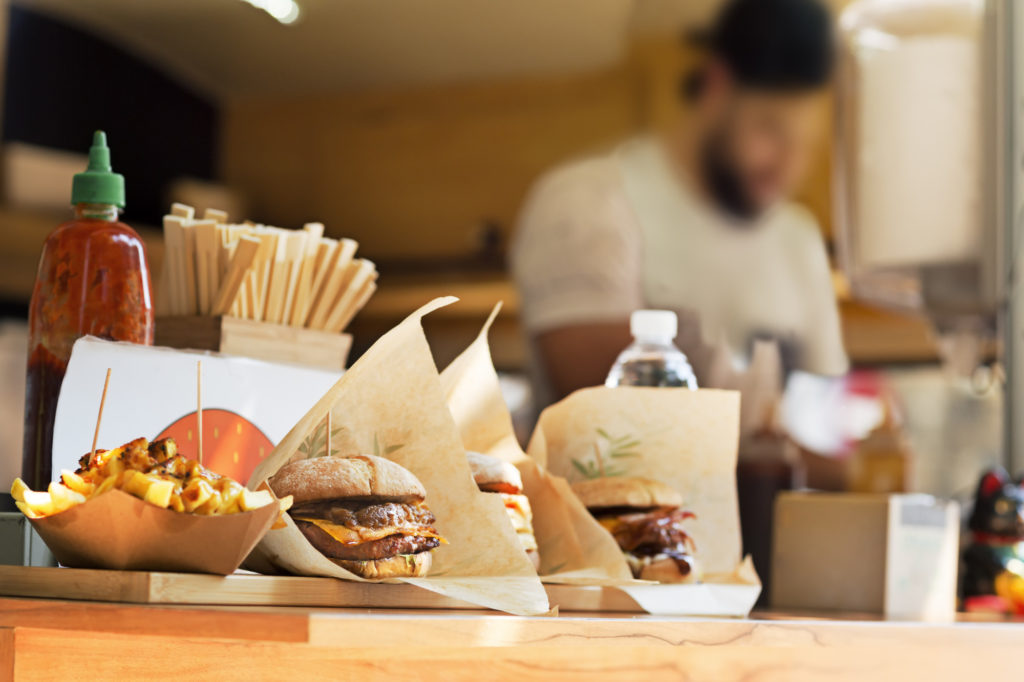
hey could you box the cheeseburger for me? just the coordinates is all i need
[466,452,540,570]
[269,455,443,579]
[572,477,700,583]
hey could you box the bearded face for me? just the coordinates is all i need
[698,90,824,223]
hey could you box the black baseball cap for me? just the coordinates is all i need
[686,0,835,95]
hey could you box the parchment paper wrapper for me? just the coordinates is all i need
[528,387,761,615]
[440,304,633,585]
[30,489,278,575]
[248,297,550,616]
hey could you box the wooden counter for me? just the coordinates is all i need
[1,597,1021,681]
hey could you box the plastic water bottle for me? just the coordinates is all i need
[605,310,698,389]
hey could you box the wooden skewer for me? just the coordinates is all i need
[593,443,606,478]
[89,368,112,465]
[197,361,203,466]
[325,411,331,458]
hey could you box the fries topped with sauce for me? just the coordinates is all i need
[11,436,290,519]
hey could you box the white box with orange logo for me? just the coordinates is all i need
[51,337,340,482]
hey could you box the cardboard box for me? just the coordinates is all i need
[771,493,960,620]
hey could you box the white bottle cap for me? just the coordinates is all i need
[630,309,677,342]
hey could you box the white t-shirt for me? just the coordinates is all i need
[511,137,848,407]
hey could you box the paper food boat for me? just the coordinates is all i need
[30,488,279,575]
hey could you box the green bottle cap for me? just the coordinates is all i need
[71,130,125,208]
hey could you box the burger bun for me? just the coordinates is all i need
[571,476,682,510]
[332,551,433,579]
[269,454,426,505]
[466,451,522,493]
[637,555,701,584]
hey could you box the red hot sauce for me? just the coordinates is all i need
[22,132,153,490]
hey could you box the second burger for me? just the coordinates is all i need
[270,454,444,579]
[572,476,700,583]
[467,452,540,570]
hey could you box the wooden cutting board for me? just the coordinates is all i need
[0,565,643,612]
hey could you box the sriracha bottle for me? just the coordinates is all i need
[21,131,154,489]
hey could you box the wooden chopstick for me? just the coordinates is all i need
[307,238,358,330]
[279,230,308,325]
[324,259,375,333]
[252,231,278,321]
[192,220,218,316]
[162,215,187,315]
[212,235,261,316]
[334,277,377,333]
[288,223,324,327]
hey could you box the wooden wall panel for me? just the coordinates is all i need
[220,38,839,265]
[221,70,640,262]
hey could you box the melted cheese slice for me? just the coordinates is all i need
[294,517,445,546]
[599,517,624,534]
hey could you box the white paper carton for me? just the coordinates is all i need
[52,337,339,482]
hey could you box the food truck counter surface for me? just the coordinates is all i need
[2,596,1021,681]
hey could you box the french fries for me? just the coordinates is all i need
[10,436,291,520]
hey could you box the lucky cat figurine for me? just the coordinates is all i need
[962,468,1024,613]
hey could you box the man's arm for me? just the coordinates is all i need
[535,321,632,400]
[510,159,644,406]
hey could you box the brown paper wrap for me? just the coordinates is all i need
[440,304,633,584]
[30,489,278,575]
[247,297,549,615]
[529,387,759,593]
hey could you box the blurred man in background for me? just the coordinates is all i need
[512,0,846,419]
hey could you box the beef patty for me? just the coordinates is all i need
[295,520,440,561]
[290,500,435,530]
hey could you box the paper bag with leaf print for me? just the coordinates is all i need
[247,297,549,616]
[439,303,633,585]
[528,386,761,616]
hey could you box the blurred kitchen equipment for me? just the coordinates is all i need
[835,0,995,323]
[835,0,1024,473]
[1002,2,1024,476]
